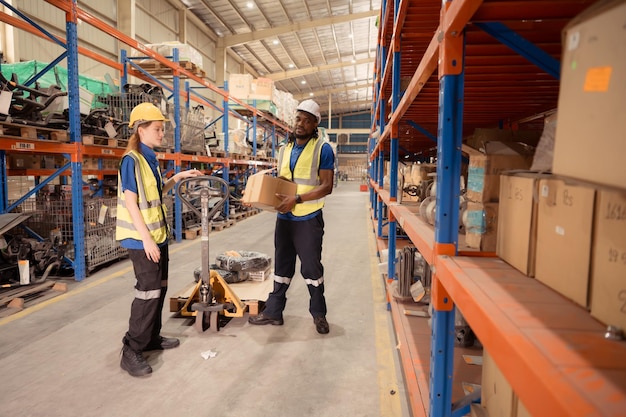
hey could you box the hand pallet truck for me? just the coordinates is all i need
[176,176,246,332]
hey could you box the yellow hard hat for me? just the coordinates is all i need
[129,102,168,128]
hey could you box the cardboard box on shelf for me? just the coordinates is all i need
[466,127,541,152]
[464,201,499,252]
[241,170,297,212]
[497,172,552,277]
[8,154,40,170]
[552,0,626,189]
[228,73,253,100]
[590,189,626,330]
[249,77,274,101]
[464,142,532,203]
[535,177,596,307]
[481,350,517,417]
[82,157,99,170]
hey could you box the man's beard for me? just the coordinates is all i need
[295,132,313,140]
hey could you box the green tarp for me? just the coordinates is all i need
[0,60,113,95]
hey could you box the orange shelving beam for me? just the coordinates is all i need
[373,183,436,265]
[436,256,626,417]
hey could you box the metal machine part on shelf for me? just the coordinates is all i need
[8,196,128,275]
[0,71,67,126]
[0,233,68,286]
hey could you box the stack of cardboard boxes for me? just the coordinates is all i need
[227,73,299,125]
[472,1,625,416]
[496,0,625,334]
[463,140,533,251]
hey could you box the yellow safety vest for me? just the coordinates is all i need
[278,137,325,217]
[115,150,168,244]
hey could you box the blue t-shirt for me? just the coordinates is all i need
[278,141,335,222]
[119,143,165,249]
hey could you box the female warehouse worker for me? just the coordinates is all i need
[116,102,202,377]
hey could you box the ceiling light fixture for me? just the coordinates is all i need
[301,80,307,85]
[309,92,314,97]
[272,39,279,45]
[246,1,254,8]
[288,63,295,69]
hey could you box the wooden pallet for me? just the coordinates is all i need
[82,134,125,148]
[0,121,69,142]
[183,227,201,240]
[243,209,259,217]
[210,218,236,231]
[229,211,247,221]
[135,60,206,78]
[169,279,269,315]
[0,281,68,317]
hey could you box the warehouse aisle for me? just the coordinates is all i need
[0,182,410,417]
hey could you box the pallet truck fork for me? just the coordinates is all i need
[176,176,246,332]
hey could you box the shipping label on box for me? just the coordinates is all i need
[590,189,626,330]
[497,172,551,277]
[552,0,626,189]
[464,201,499,252]
[535,178,595,307]
[241,171,297,212]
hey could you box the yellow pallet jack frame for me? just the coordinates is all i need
[176,176,246,332]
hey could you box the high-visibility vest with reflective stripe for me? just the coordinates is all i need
[115,151,168,244]
[278,137,325,217]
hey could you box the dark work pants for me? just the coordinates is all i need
[263,212,327,319]
[124,245,169,352]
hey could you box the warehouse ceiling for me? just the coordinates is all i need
[180,0,380,118]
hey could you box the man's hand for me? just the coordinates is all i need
[275,193,297,213]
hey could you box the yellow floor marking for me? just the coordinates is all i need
[0,239,199,326]
[368,215,403,417]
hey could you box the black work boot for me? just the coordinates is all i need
[144,336,180,351]
[314,317,330,334]
[121,345,152,377]
[248,312,284,325]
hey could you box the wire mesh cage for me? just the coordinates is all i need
[83,198,128,271]
[92,83,170,144]
[9,196,128,273]
[178,106,206,153]
[11,197,74,249]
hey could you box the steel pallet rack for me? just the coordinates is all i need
[369,0,626,416]
[0,0,290,281]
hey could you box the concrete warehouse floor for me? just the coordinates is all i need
[0,181,411,417]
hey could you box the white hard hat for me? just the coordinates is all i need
[296,99,321,124]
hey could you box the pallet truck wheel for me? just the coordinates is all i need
[194,310,210,333]
[209,311,219,332]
